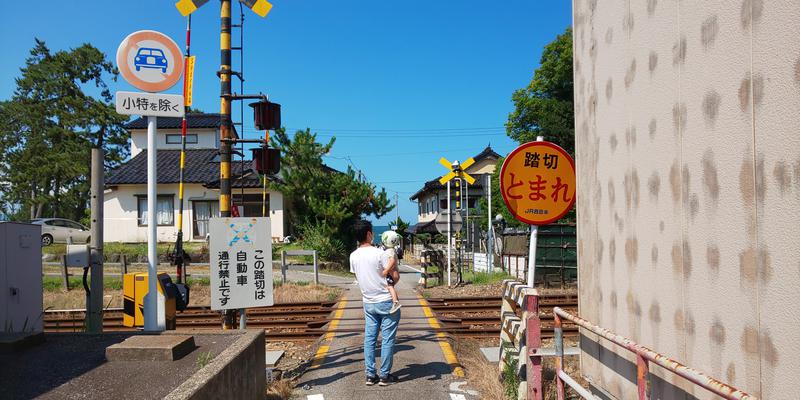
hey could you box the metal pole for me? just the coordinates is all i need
[175,14,192,284]
[447,180,451,287]
[637,354,651,399]
[487,174,492,271]
[313,250,319,285]
[554,310,565,400]
[526,293,542,400]
[144,116,165,331]
[527,225,538,287]
[87,147,104,332]
[220,0,237,329]
[465,181,469,257]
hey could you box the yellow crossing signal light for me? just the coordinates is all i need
[176,0,273,17]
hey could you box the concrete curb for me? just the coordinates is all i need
[165,330,266,400]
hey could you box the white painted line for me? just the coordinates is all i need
[449,394,467,400]
[450,381,479,396]
[402,264,424,273]
[307,394,324,400]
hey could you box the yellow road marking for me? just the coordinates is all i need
[309,297,347,369]
[417,294,465,377]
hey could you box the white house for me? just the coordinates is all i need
[103,113,286,243]
[409,146,500,233]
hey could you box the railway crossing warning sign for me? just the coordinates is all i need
[176,0,273,18]
[500,141,576,225]
[209,217,274,310]
[439,157,476,185]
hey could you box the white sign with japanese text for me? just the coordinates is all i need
[209,217,274,310]
[115,91,185,117]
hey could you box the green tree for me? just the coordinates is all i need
[506,27,574,155]
[0,40,127,221]
[478,157,526,230]
[270,128,394,254]
[389,216,409,237]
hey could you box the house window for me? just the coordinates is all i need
[166,134,198,144]
[440,199,448,210]
[232,193,270,217]
[192,200,219,239]
[137,195,174,226]
[418,202,422,215]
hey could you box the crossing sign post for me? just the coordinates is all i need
[438,157,477,287]
[115,30,185,332]
[500,138,576,287]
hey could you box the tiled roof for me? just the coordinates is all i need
[124,113,224,129]
[106,149,254,186]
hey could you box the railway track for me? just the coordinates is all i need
[425,294,580,338]
[44,295,579,341]
[44,301,337,340]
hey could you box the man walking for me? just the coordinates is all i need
[350,220,401,386]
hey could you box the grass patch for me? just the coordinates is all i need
[502,353,520,399]
[196,351,214,369]
[42,276,122,292]
[463,270,513,286]
[43,242,207,258]
[273,280,311,288]
[454,338,504,400]
[186,277,210,286]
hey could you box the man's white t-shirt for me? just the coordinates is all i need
[350,246,392,303]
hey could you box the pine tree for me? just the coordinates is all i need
[0,39,127,221]
[270,128,393,252]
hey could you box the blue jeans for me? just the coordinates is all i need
[363,300,401,378]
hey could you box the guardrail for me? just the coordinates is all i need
[419,250,445,288]
[281,249,318,284]
[552,307,755,400]
[499,279,542,399]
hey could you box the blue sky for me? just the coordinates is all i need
[0,1,571,225]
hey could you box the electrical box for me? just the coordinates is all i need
[66,245,89,267]
[122,272,177,330]
[0,222,43,333]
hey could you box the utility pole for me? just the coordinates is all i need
[487,174,492,271]
[87,130,104,332]
[219,0,237,329]
[447,181,451,287]
[395,192,399,226]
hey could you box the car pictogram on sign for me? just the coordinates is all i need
[134,48,168,73]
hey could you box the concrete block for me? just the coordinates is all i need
[264,350,284,367]
[106,334,196,361]
[480,346,500,363]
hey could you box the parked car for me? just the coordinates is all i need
[30,218,91,246]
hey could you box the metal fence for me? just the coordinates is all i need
[549,307,755,400]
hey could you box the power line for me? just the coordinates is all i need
[285,126,506,133]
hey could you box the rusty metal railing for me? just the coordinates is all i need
[552,307,756,400]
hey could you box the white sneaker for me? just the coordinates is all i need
[390,302,402,314]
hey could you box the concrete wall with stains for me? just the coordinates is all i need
[572,0,799,398]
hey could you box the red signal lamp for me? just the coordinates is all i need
[249,100,281,131]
